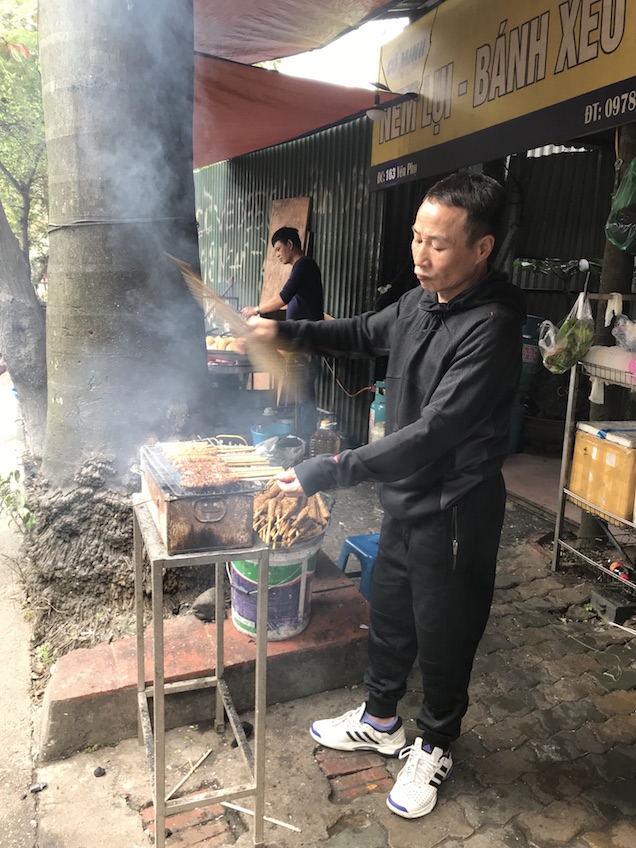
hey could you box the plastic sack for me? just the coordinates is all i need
[605,158,636,253]
[611,313,636,352]
[254,435,306,467]
[539,292,594,374]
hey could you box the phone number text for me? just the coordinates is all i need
[584,89,636,124]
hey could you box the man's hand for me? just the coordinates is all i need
[241,306,259,318]
[246,315,279,341]
[276,468,305,495]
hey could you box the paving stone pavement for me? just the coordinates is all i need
[131,497,636,848]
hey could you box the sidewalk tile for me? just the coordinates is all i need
[516,800,602,844]
[522,758,601,804]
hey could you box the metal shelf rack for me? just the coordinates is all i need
[552,360,636,593]
[132,493,270,848]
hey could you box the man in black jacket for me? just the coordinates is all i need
[248,172,525,820]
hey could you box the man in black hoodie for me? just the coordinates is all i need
[248,172,526,820]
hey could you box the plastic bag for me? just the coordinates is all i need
[605,158,636,253]
[539,292,594,374]
[254,435,306,467]
[611,313,636,352]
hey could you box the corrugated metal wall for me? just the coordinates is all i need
[195,130,618,443]
[194,118,385,445]
[510,148,615,325]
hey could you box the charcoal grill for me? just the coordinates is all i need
[140,443,264,554]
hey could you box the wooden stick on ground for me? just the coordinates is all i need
[220,801,301,833]
[165,749,213,802]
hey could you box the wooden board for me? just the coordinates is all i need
[260,197,312,305]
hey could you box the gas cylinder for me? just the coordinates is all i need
[368,382,386,442]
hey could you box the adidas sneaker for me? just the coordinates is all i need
[310,702,406,757]
[387,737,453,818]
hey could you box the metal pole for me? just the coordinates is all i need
[552,363,581,571]
[133,509,145,745]
[253,548,269,847]
[152,558,166,848]
[215,560,225,732]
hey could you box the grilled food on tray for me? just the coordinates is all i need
[158,441,284,489]
[160,441,236,487]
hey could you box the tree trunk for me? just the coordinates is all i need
[39,0,209,487]
[0,197,47,458]
[24,0,211,624]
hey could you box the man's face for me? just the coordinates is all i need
[273,239,295,265]
[411,201,493,303]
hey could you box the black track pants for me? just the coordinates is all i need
[364,472,506,751]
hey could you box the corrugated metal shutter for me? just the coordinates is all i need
[511,148,615,324]
[194,118,385,445]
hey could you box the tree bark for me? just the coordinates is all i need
[0,197,47,458]
[39,0,209,487]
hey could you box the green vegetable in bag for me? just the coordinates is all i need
[605,157,636,254]
[538,293,594,374]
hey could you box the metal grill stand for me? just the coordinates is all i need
[133,494,269,848]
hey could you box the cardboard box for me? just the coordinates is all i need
[569,422,636,523]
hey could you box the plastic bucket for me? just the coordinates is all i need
[230,533,323,640]
[250,423,292,445]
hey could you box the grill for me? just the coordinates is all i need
[140,441,277,555]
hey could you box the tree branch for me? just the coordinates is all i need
[25,141,46,190]
[0,156,22,192]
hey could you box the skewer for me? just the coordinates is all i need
[219,801,301,833]
[224,457,270,466]
[165,749,213,801]
[232,467,285,478]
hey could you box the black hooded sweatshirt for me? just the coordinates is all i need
[276,268,526,521]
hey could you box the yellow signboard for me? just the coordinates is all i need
[371,0,635,190]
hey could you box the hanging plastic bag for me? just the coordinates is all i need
[254,435,306,467]
[611,313,636,352]
[605,158,636,253]
[538,292,594,374]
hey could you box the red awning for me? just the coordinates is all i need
[194,0,398,64]
[193,55,395,168]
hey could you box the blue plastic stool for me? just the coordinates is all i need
[337,534,380,600]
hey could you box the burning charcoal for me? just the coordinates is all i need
[192,588,216,622]
[94,766,106,778]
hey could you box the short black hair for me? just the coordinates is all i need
[271,227,302,250]
[424,171,505,244]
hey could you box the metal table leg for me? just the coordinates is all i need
[253,548,269,847]
[152,554,167,848]
[215,559,225,733]
[133,496,269,848]
[133,509,145,746]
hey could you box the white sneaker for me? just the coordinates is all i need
[310,702,407,756]
[387,737,453,818]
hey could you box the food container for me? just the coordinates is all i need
[569,422,636,523]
